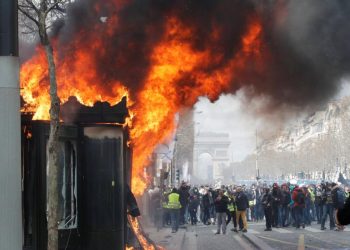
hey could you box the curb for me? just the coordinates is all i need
[242,232,274,250]
[179,227,187,250]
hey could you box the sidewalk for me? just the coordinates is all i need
[141,219,186,250]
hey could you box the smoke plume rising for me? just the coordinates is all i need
[20,0,350,194]
[44,0,350,108]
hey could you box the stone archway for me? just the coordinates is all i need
[197,152,214,182]
[192,132,230,183]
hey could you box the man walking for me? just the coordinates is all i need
[214,189,229,234]
[321,183,335,230]
[234,186,249,233]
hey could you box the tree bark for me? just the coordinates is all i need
[19,1,63,249]
[45,42,60,250]
[40,27,60,249]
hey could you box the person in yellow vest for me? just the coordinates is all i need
[162,191,171,226]
[225,192,237,231]
[168,188,182,233]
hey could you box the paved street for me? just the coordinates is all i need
[152,221,350,250]
[188,221,350,250]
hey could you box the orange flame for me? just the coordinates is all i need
[20,15,262,196]
[127,215,165,250]
[129,17,262,194]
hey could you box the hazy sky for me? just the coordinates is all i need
[194,80,350,162]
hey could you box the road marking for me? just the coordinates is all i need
[307,233,350,248]
[247,229,260,234]
[273,227,291,233]
[233,235,254,250]
[298,234,305,250]
[304,227,324,233]
[258,235,323,250]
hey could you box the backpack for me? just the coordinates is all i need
[336,189,346,208]
[296,190,305,205]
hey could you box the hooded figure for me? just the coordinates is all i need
[261,187,273,231]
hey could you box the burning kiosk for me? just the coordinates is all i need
[22,96,130,250]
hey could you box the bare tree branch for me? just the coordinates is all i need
[46,0,67,15]
[24,0,39,13]
[18,6,40,26]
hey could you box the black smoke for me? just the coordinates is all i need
[36,0,350,108]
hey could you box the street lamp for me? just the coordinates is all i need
[0,1,22,249]
[291,138,296,177]
[255,129,260,180]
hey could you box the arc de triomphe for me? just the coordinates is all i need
[192,132,230,182]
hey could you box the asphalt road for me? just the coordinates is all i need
[183,221,350,250]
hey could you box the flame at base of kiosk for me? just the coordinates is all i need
[127,215,165,250]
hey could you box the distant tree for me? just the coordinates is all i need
[18,1,70,249]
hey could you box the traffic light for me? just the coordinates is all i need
[175,169,180,181]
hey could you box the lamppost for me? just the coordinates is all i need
[0,1,22,249]
[291,138,296,178]
[255,129,260,180]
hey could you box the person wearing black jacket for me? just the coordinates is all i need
[314,184,323,224]
[271,183,282,227]
[280,184,291,227]
[331,183,345,231]
[178,183,190,225]
[189,195,200,225]
[336,195,350,226]
[321,183,335,230]
[214,190,229,234]
[202,190,211,225]
[261,187,273,231]
[235,186,249,232]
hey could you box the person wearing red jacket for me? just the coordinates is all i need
[292,186,305,229]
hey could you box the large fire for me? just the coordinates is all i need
[20,8,263,197]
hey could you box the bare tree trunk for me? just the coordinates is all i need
[18,1,66,249]
[42,31,60,250]
[36,8,60,250]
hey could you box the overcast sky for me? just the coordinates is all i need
[194,80,350,162]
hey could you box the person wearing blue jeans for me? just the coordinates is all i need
[321,203,335,230]
[321,186,335,230]
[281,205,290,226]
[294,206,304,228]
[280,184,292,227]
[167,188,182,233]
[169,209,179,232]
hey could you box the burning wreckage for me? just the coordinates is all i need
[21,97,159,250]
[17,0,350,249]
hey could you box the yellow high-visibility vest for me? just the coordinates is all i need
[228,203,235,212]
[162,201,168,209]
[228,198,236,212]
[249,200,255,206]
[308,188,315,202]
[168,193,181,209]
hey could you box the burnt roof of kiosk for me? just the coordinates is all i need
[60,96,129,124]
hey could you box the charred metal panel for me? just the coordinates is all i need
[60,96,129,124]
[22,97,130,250]
[22,122,80,250]
[0,0,18,56]
[82,127,125,250]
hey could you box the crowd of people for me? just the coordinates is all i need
[149,181,350,234]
